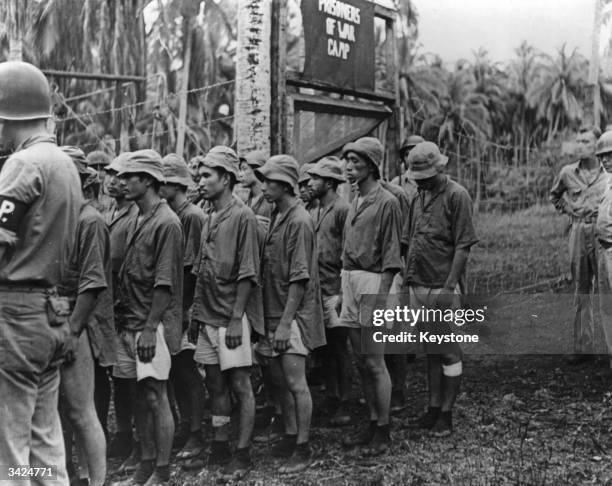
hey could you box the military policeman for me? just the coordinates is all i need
[0,61,83,485]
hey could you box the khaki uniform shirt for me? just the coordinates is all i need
[192,198,264,333]
[107,202,139,297]
[342,183,402,274]
[402,176,478,289]
[59,202,116,366]
[0,134,83,286]
[311,195,349,297]
[115,200,184,353]
[262,199,325,351]
[550,161,608,220]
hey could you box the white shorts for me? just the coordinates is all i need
[339,270,382,328]
[194,315,253,371]
[180,329,196,352]
[322,295,343,328]
[254,320,309,357]
[113,324,171,381]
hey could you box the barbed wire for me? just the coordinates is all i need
[88,114,235,149]
[56,79,235,123]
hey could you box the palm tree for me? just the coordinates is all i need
[507,41,541,163]
[527,44,587,141]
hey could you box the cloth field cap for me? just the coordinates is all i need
[107,152,131,174]
[242,150,267,168]
[400,135,425,155]
[86,150,111,168]
[201,145,240,178]
[342,137,383,178]
[298,163,315,184]
[406,141,448,180]
[60,145,89,175]
[82,167,100,190]
[162,153,193,188]
[255,154,300,193]
[307,156,346,182]
[117,149,165,182]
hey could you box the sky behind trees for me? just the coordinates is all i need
[412,0,595,63]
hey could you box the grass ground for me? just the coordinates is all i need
[107,205,612,485]
[468,205,570,294]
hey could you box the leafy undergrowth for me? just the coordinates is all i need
[108,356,612,485]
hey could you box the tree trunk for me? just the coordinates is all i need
[7,0,23,61]
[176,15,194,156]
[236,0,272,155]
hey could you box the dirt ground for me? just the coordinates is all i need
[106,290,612,485]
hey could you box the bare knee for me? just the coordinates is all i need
[230,371,253,401]
[364,356,387,377]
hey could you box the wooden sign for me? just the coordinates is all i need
[301,0,375,92]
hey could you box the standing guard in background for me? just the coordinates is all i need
[0,61,83,486]
[550,126,607,364]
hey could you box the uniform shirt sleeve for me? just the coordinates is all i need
[287,219,312,283]
[191,214,209,276]
[78,214,110,294]
[0,157,42,204]
[451,190,479,250]
[549,168,568,213]
[0,158,42,243]
[236,211,260,284]
[154,219,184,292]
[182,209,205,268]
[380,198,402,273]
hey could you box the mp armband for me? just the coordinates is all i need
[0,196,28,233]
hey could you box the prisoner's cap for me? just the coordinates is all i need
[307,156,346,182]
[106,152,131,174]
[117,149,164,182]
[342,137,384,168]
[298,163,315,184]
[162,153,193,187]
[60,145,89,175]
[255,154,300,193]
[86,150,111,168]
[243,150,268,168]
[406,141,448,180]
[400,135,425,154]
[201,145,240,178]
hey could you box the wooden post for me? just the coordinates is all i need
[176,15,193,157]
[270,0,288,155]
[236,0,272,156]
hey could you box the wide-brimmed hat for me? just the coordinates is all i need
[342,137,383,178]
[60,145,89,175]
[86,150,111,168]
[201,146,240,178]
[117,149,165,182]
[342,137,384,167]
[162,153,193,187]
[242,150,267,168]
[400,135,425,155]
[298,163,315,184]
[406,141,448,180]
[107,152,131,174]
[255,154,300,193]
[307,156,346,182]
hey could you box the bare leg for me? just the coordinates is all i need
[229,367,255,449]
[280,354,312,445]
[59,333,107,486]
